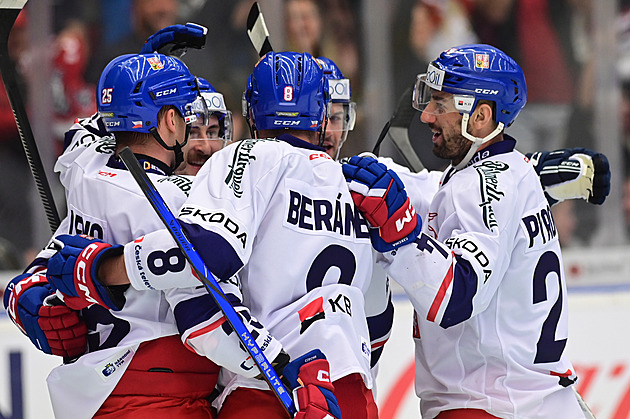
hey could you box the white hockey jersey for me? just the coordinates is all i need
[125,134,376,396]
[376,138,584,418]
[42,115,276,418]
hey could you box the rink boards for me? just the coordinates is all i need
[1,245,630,418]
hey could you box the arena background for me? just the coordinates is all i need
[2,1,630,418]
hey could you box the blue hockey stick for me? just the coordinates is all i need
[119,147,296,416]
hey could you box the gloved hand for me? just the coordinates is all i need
[47,234,124,311]
[140,22,207,57]
[527,148,611,205]
[343,155,422,252]
[4,273,87,358]
[283,349,342,419]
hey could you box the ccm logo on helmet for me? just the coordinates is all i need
[475,88,499,95]
[274,120,300,126]
[155,87,177,97]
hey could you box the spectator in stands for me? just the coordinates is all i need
[471,0,580,153]
[86,0,179,84]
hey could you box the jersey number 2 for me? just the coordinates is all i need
[533,250,567,364]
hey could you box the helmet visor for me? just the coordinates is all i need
[189,91,233,143]
[189,110,233,143]
[413,73,475,117]
[185,95,208,125]
[327,102,356,132]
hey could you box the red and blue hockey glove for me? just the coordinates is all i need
[47,234,124,311]
[528,148,611,206]
[140,23,207,57]
[4,273,87,358]
[283,349,342,419]
[343,155,422,252]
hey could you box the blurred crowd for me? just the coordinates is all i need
[1,0,630,268]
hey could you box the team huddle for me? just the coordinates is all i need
[4,20,611,419]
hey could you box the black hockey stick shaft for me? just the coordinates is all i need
[247,2,274,57]
[372,86,425,172]
[0,0,61,232]
[118,147,296,417]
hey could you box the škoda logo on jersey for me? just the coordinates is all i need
[179,205,248,249]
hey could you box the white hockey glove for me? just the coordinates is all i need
[528,148,611,205]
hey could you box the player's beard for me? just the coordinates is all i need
[429,121,471,164]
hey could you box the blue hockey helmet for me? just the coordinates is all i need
[413,44,527,128]
[316,56,350,102]
[97,53,207,133]
[316,56,356,133]
[243,51,329,134]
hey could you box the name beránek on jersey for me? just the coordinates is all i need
[286,190,370,239]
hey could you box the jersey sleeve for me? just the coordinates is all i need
[163,277,284,378]
[55,114,115,185]
[376,169,516,329]
[122,139,288,289]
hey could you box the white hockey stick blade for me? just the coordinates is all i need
[247,2,273,57]
[0,1,27,10]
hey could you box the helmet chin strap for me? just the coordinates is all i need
[150,125,190,171]
[453,113,504,171]
[318,110,329,148]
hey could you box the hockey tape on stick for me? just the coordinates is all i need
[0,0,61,232]
[247,1,273,57]
[119,147,296,417]
[372,86,425,172]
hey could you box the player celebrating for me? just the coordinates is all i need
[344,44,589,418]
[3,51,281,419]
[317,56,357,160]
[176,90,234,176]
[44,51,375,419]
[316,55,610,383]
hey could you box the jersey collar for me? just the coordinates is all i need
[107,153,172,176]
[276,133,326,152]
[462,135,516,169]
[442,135,517,185]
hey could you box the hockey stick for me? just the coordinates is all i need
[118,147,296,417]
[372,86,425,172]
[0,0,61,232]
[574,387,596,419]
[247,1,274,57]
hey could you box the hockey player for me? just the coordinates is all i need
[317,56,357,160]
[318,55,610,383]
[44,51,376,419]
[3,52,282,419]
[343,44,590,418]
[176,90,234,176]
